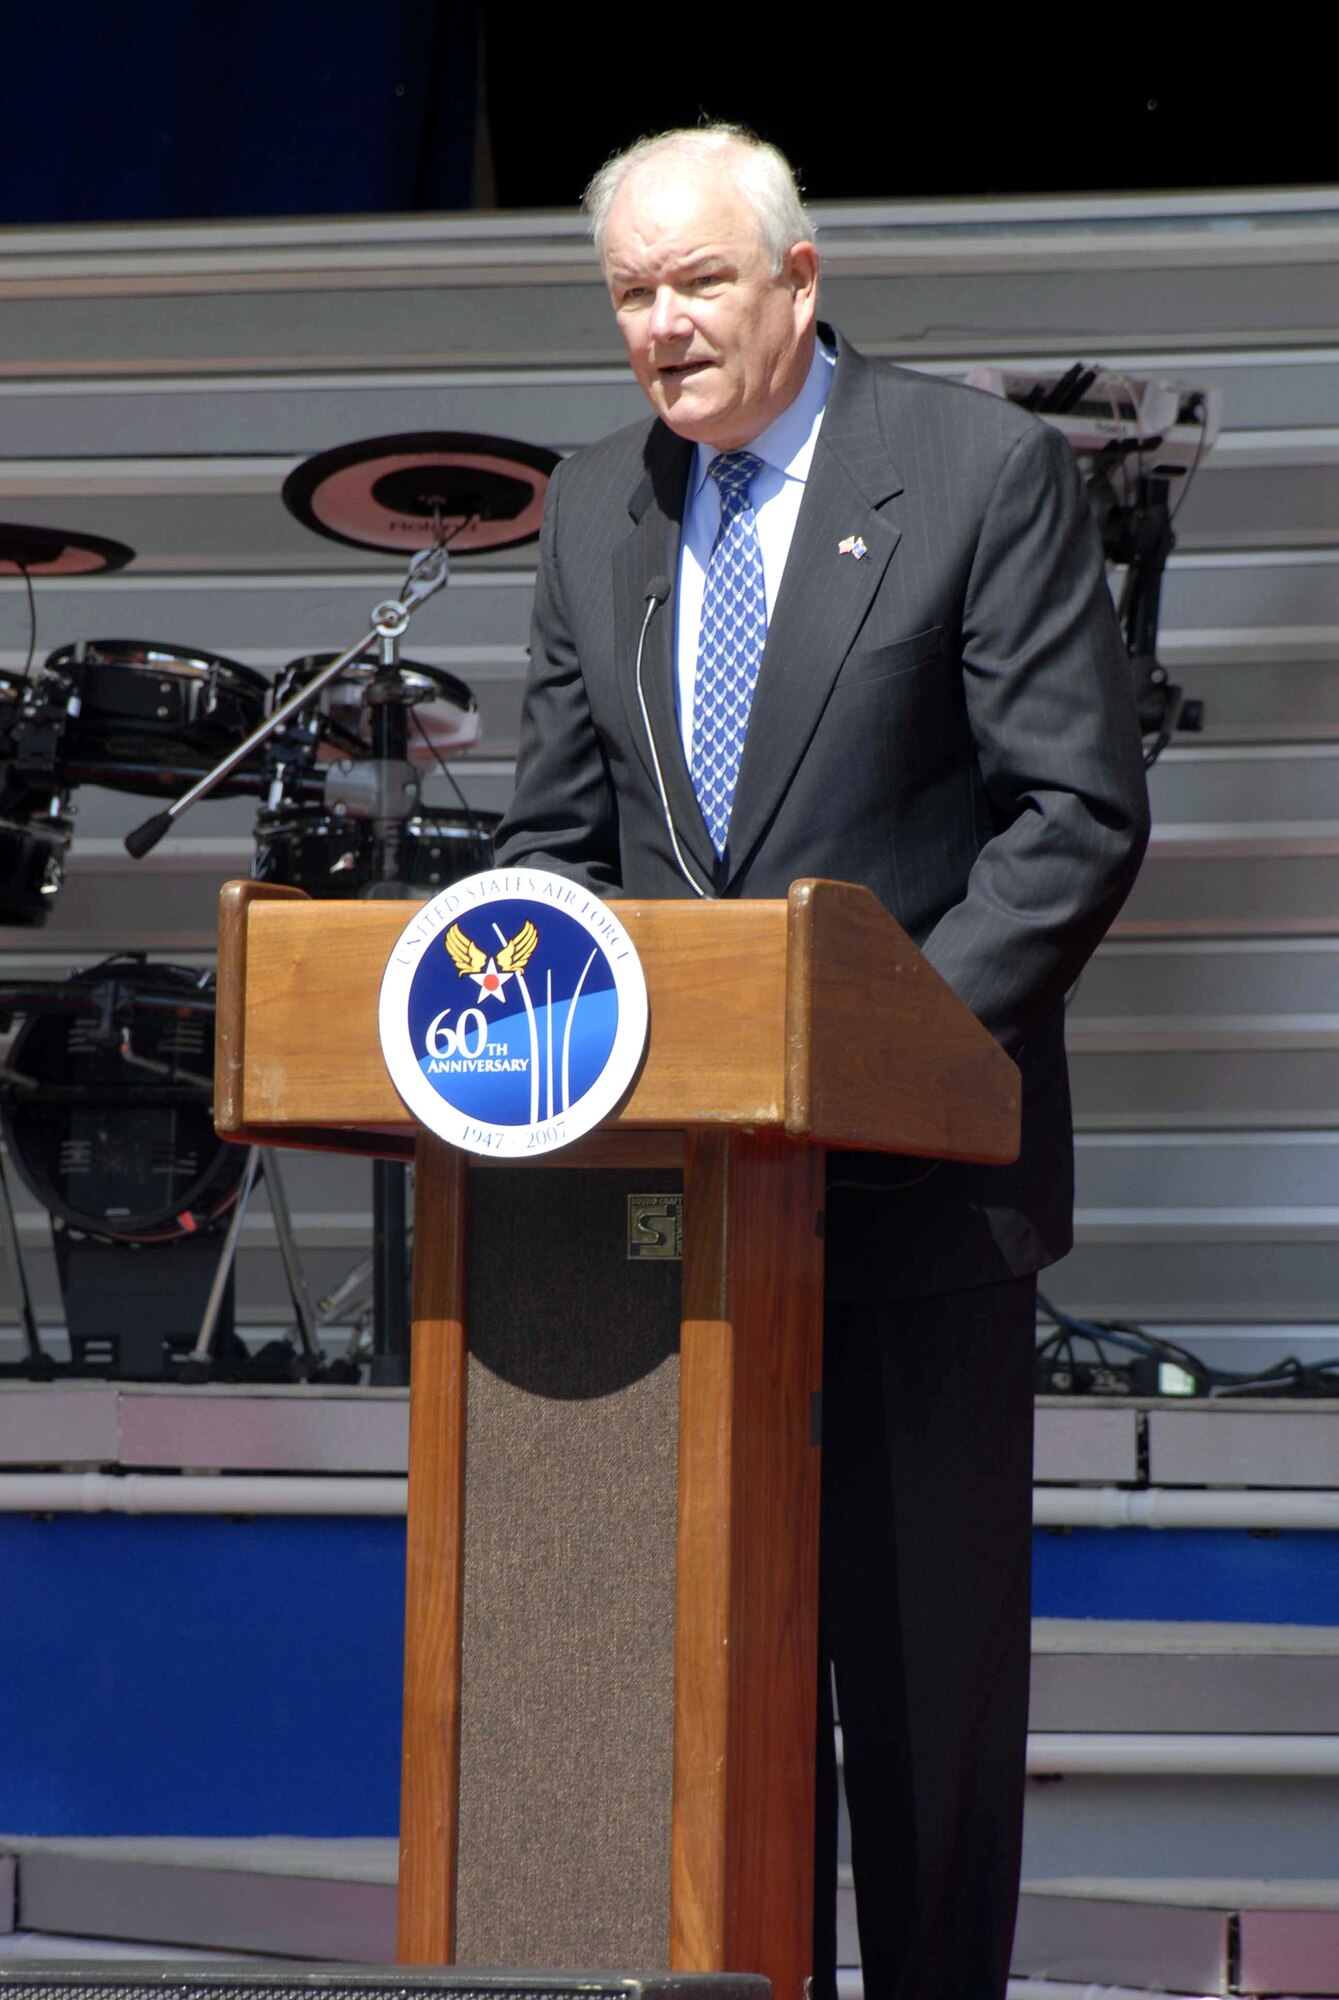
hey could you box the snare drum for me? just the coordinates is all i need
[252,806,497,897]
[276,653,479,765]
[47,639,269,796]
[252,806,375,896]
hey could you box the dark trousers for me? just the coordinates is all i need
[811,1276,1037,2000]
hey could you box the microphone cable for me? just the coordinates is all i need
[633,575,711,899]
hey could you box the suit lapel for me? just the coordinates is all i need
[722,339,904,886]
[612,422,718,882]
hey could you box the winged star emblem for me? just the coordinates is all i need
[444,918,539,1002]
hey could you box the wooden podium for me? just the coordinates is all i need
[216,876,1019,2000]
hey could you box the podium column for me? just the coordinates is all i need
[672,1128,824,1997]
[398,1135,468,1962]
[397,1127,825,2000]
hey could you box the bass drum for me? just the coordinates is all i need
[0,960,244,1243]
[47,639,269,796]
[251,807,498,897]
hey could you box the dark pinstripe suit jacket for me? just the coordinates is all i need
[495,330,1150,1299]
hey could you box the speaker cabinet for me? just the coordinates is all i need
[0,1973,767,2000]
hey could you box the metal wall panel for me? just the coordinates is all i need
[1032,1404,1140,1484]
[0,568,537,649]
[1148,1404,1339,1486]
[1022,1774,1339,1882]
[1166,654,1339,737]
[3,191,1339,1344]
[1042,1239,1339,1322]
[1031,1619,1339,1733]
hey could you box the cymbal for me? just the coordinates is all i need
[282,431,561,555]
[0,522,134,576]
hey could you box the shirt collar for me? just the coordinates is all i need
[692,336,836,497]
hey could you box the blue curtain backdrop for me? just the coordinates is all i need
[0,0,480,225]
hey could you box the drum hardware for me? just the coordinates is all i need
[269,429,557,1379]
[967,368,1210,766]
[0,445,549,1366]
[122,539,451,860]
[362,633,418,1380]
[406,698,496,872]
[362,634,420,898]
[274,652,480,767]
[0,659,80,926]
[0,526,136,928]
[323,750,421,821]
[109,433,555,1376]
[266,427,550,892]
[0,808,75,926]
[114,546,454,1386]
[308,1250,378,1375]
[181,1142,320,1382]
[0,957,323,1383]
[250,648,489,897]
[0,1138,47,1373]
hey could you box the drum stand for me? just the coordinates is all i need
[360,629,419,1384]
[186,1144,320,1377]
[0,1138,48,1373]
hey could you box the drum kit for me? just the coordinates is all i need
[0,429,560,923]
[0,431,559,1382]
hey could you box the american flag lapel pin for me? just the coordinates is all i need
[838,534,868,560]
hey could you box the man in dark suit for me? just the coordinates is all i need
[495,125,1149,2000]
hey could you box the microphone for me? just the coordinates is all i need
[633,575,711,899]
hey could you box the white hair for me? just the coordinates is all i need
[584,124,816,276]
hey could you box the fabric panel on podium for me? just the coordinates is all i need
[454,1167,683,1967]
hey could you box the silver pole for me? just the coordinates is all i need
[0,1143,44,1363]
[189,1146,262,1365]
[259,1148,319,1361]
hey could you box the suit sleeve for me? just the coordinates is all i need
[492,458,625,892]
[917,418,1151,1052]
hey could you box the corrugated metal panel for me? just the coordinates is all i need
[2,191,1338,1345]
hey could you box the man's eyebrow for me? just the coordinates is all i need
[609,248,737,283]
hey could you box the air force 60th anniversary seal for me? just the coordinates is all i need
[378,869,649,1158]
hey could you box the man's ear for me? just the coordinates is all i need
[786,240,820,311]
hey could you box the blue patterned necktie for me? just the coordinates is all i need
[691,449,767,857]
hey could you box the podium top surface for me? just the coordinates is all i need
[216,877,1018,1164]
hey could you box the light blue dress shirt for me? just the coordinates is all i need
[674,338,836,758]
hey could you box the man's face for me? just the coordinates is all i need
[602,154,819,451]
